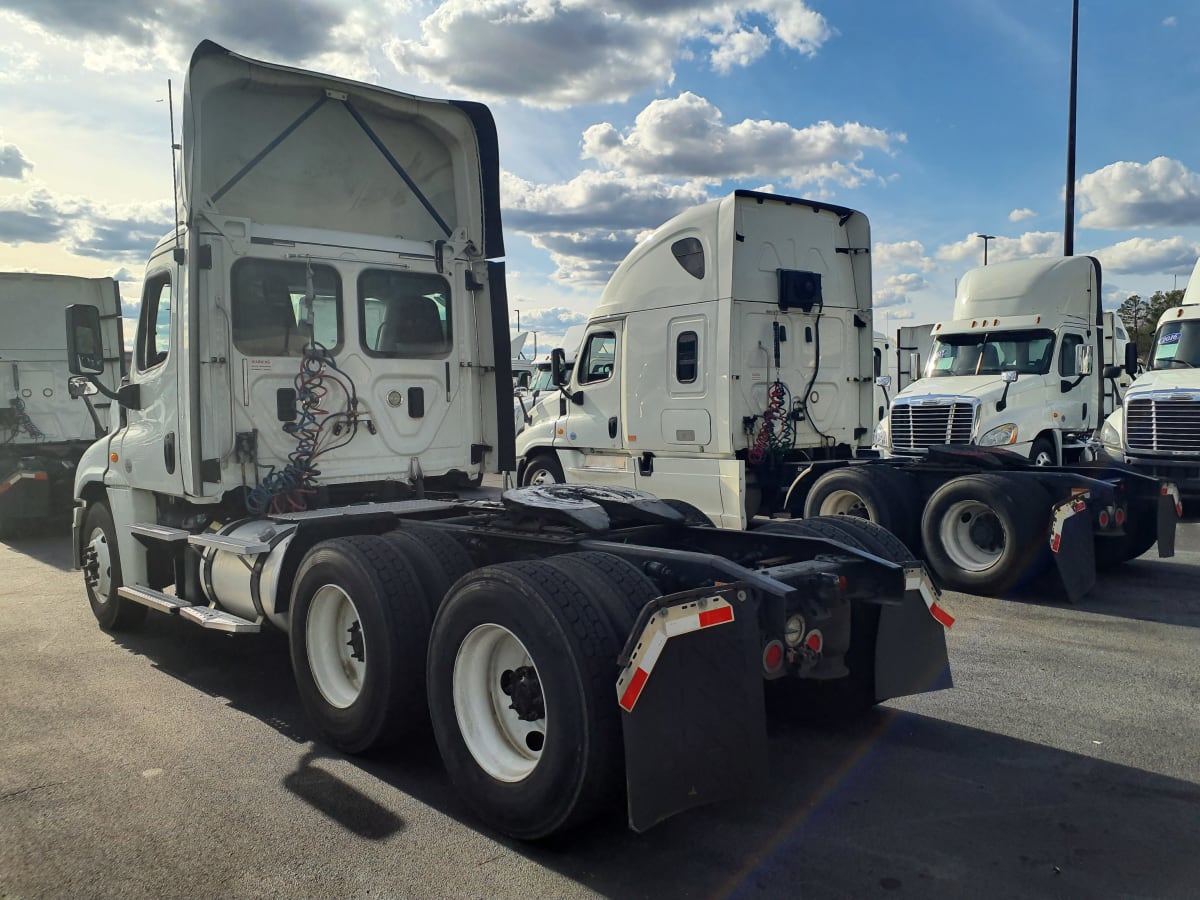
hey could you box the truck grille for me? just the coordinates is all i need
[890,401,975,452]
[1126,396,1200,452]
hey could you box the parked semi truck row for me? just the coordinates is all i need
[514,194,1179,599]
[64,41,955,840]
[0,273,123,536]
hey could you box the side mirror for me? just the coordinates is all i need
[1124,342,1138,378]
[1076,344,1094,377]
[550,348,569,387]
[1001,369,1019,384]
[908,351,921,379]
[874,375,892,388]
[68,376,98,399]
[65,304,105,376]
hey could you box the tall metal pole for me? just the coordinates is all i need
[1064,0,1079,256]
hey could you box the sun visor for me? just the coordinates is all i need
[181,41,503,258]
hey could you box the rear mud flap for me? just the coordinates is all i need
[1156,483,1180,558]
[617,585,766,833]
[1050,495,1095,603]
[874,569,953,701]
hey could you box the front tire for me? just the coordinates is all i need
[1030,436,1058,467]
[520,453,564,487]
[427,561,623,839]
[289,535,433,754]
[82,502,146,632]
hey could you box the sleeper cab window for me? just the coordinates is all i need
[1060,333,1083,376]
[359,270,453,358]
[579,332,616,384]
[671,237,704,279]
[137,272,172,371]
[676,331,699,383]
[231,259,342,356]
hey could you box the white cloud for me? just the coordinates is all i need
[1008,207,1035,222]
[873,272,927,310]
[582,92,903,188]
[1076,157,1200,229]
[1086,235,1200,275]
[709,27,770,73]
[937,231,1060,265]
[0,187,171,262]
[0,143,32,179]
[890,309,915,320]
[873,240,933,272]
[1163,16,1177,26]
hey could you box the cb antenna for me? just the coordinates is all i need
[168,79,184,264]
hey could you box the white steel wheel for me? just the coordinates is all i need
[939,499,1006,572]
[453,623,547,782]
[525,465,559,486]
[306,584,367,710]
[817,489,870,518]
[87,526,113,597]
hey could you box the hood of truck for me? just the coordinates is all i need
[1125,370,1200,397]
[895,374,1018,406]
[181,40,503,257]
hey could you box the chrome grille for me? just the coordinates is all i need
[1126,397,1200,452]
[890,401,975,452]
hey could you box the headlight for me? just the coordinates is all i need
[1099,420,1122,449]
[980,424,1018,446]
[873,420,889,448]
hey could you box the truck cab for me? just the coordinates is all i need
[877,257,1134,466]
[1099,257,1200,512]
[516,191,877,527]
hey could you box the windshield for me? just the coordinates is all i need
[1148,319,1200,370]
[927,329,1055,377]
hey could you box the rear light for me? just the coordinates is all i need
[1097,509,1110,528]
[762,640,785,674]
[1114,507,1126,526]
[804,630,824,653]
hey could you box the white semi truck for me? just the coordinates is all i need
[516,204,1178,598]
[1099,256,1200,515]
[65,41,953,840]
[0,273,123,535]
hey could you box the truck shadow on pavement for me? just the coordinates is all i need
[1,528,75,572]
[108,612,1200,900]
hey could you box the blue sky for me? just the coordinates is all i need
[0,0,1197,351]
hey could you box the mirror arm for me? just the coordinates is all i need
[996,383,1010,413]
[80,394,105,439]
[85,373,121,402]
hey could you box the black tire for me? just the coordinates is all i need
[82,502,147,632]
[1029,435,1058,467]
[659,498,714,527]
[289,535,433,754]
[520,452,564,487]
[802,466,919,550]
[380,525,474,616]
[1095,501,1158,568]
[427,560,624,839]
[543,551,660,637]
[920,473,1052,595]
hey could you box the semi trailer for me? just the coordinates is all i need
[0,273,123,535]
[65,41,953,840]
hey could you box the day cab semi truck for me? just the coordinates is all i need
[1099,255,1200,515]
[515,200,1179,599]
[63,41,954,840]
[0,273,123,535]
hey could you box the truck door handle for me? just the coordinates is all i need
[608,417,618,439]
[164,432,176,474]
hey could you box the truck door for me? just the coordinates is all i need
[560,322,635,487]
[115,251,185,497]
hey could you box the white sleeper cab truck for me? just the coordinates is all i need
[516,191,879,528]
[64,42,952,840]
[0,273,123,534]
[878,256,1137,466]
[1099,257,1200,514]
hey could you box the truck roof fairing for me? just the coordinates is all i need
[181,40,503,258]
[952,256,1101,325]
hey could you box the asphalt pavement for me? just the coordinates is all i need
[1,520,1197,899]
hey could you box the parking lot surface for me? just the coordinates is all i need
[1,521,1197,899]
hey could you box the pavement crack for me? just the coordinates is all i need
[1,780,68,802]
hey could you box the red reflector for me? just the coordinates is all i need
[929,603,956,629]
[1098,510,1109,528]
[1115,508,1126,525]
[762,641,784,672]
[804,630,823,653]
[698,606,734,629]
[1051,533,1062,553]
[618,668,649,713]
[32,472,48,481]
[0,483,9,494]
[838,576,848,591]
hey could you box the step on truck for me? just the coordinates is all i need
[1098,255,1200,515]
[0,273,123,536]
[64,41,953,840]
[514,199,1178,599]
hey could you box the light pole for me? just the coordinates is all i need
[978,234,996,266]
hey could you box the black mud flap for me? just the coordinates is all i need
[616,584,765,833]
[1050,495,1095,603]
[874,567,954,701]
[1156,483,1180,559]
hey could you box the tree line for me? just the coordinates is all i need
[1116,289,1186,360]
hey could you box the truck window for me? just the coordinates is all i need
[136,274,171,371]
[929,329,1055,377]
[676,331,698,383]
[1150,321,1200,369]
[359,270,452,358]
[1059,334,1084,376]
[579,332,616,384]
[671,238,704,280]
[231,259,341,356]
